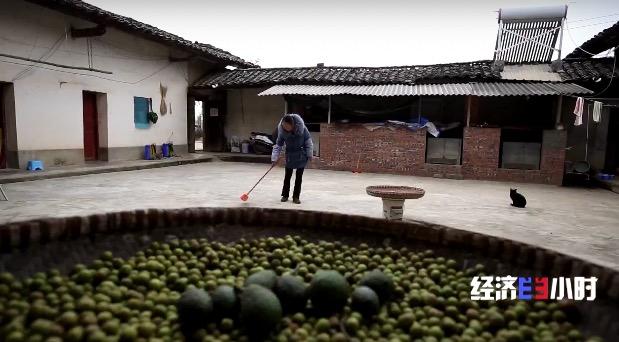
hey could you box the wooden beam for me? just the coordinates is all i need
[466,95,472,127]
[328,95,332,123]
[555,95,563,125]
[71,25,106,38]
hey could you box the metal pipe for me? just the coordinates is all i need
[0,53,113,74]
[558,18,564,60]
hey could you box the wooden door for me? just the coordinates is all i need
[82,92,99,161]
[0,86,5,169]
[205,100,226,152]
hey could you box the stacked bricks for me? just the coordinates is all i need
[315,124,566,185]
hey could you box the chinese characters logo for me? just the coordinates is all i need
[470,276,597,301]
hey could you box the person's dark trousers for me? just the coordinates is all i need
[282,168,305,199]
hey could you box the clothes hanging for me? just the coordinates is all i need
[573,97,584,126]
[593,101,603,123]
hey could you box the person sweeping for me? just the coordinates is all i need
[271,114,313,204]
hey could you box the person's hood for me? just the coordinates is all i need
[278,113,306,135]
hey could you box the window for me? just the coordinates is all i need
[500,129,542,170]
[134,97,150,129]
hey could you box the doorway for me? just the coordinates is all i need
[194,100,204,151]
[204,98,226,152]
[0,82,17,169]
[82,91,99,161]
[0,85,5,169]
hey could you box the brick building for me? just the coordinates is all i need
[190,61,592,185]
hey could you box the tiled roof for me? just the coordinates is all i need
[559,58,618,82]
[565,21,619,59]
[193,61,501,88]
[25,0,256,68]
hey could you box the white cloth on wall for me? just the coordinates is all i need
[593,101,603,123]
[573,97,584,126]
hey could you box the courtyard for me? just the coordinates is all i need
[0,162,618,272]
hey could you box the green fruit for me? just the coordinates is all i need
[397,312,415,330]
[6,331,25,342]
[308,270,350,314]
[118,325,138,342]
[487,311,506,332]
[315,318,330,332]
[359,270,394,303]
[146,260,165,273]
[351,286,380,317]
[102,319,120,335]
[409,322,425,337]
[245,270,277,289]
[177,286,214,329]
[220,318,234,331]
[274,275,308,313]
[345,316,360,334]
[240,284,282,336]
[86,330,106,342]
[211,285,238,317]
[58,311,79,327]
[137,321,156,337]
[30,319,64,336]
[65,326,84,342]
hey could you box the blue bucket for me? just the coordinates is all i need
[144,145,151,160]
[162,144,170,158]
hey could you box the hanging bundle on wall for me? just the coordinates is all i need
[160,82,168,115]
[148,98,158,124]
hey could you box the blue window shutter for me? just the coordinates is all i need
[134,97,149,129]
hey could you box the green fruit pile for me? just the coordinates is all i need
[0,235,604,342]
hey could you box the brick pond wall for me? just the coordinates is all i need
[316,124,566,185]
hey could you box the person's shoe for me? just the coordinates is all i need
[281,197,288,202]
[293,198,301,204]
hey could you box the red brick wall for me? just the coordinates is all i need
[462,127,566,185]
[313,124,565,185]
[462,127,501,180]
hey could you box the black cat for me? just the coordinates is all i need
[510,188,527,208]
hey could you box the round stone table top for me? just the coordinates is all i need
[366,185,425,200]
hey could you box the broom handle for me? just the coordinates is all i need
[247,163,276,195]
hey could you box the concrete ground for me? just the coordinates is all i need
[0,162,618,271]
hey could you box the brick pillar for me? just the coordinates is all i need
[540,130,567,185]
[462,127,501,180]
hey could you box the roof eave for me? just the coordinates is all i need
[24,0,257,68]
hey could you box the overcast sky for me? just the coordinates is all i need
[88,0,619,68]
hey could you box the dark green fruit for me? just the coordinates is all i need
[245,270,277,290]
[359,269,394,303]
[177,286,213,329]
[350,286,380,317]
[211,285,237,317]
[240,284,282,337]
[308,270,350,314]
[274,275,308,313]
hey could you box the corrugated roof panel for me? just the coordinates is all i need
[258,83,592,97]
[470,82,592,96]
